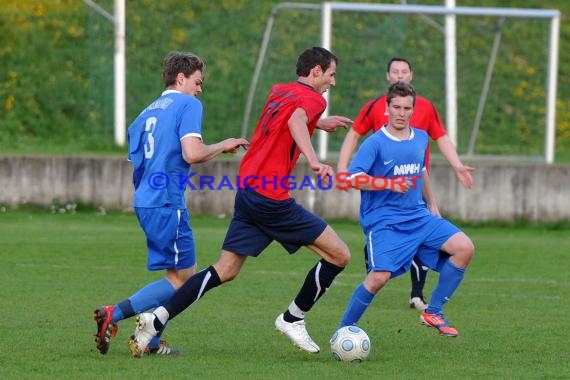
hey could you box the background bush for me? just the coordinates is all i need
[1,0,569,160]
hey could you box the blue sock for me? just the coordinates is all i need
[149,321,169,348]
[339,283,375,328]
[112,278,175,322]
[111,305,125,322]
[426,259,465,315]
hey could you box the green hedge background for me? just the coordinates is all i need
[1,0,569,160]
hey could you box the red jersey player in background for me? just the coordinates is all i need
[337,57,474,311]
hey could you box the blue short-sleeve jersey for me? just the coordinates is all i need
[128,90,203,209]
[348,126,430,230]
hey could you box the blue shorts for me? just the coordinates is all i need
[135,207,196,271]
[222,189,327,256]
[365,214,460,278]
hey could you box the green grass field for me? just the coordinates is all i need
[1,210,569,379]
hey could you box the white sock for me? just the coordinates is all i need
[154,306,170,325]
[287,301,306,320]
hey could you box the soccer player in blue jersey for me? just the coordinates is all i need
[338,57,475,311]
[128,47,353,357]
[93,51,248,355]
[336,82,474,337]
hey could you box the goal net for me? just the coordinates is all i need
[243,2,560,163]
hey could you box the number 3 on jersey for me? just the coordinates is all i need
[144,117,157,159]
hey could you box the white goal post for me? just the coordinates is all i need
[243,2,560,163]
[83,0,126,147]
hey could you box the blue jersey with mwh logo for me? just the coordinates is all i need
[348,126,430,230]
[128,90,203,209]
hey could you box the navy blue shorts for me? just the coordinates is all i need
[135,207,196,271]
[222,189,327,256]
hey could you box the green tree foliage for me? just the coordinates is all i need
[1,1,91,143]
[0,0,568,159]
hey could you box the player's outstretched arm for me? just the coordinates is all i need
[316,115,353,132]
[288,108,320,166]
[435,135,475,189]
[181,136,249,164]
[337,128,363,174]
[454,165,475,189]
[289,108,333,182]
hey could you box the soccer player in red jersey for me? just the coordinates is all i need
[129,47,353,357]
[337,57,474,311]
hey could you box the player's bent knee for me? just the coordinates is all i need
[167,267,197,289]
[332,246,351,267]
[316,237,351,267]
[463,238,475,258]
[456,239,475,267]
[364,271,389,293]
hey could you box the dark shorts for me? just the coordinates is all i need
[135,207,196,271]
[222,189,327,256]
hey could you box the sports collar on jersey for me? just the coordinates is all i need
[295,80,316,91]
[381,126,415,141]
[161,89,182,96]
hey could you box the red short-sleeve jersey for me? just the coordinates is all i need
[239,82,326,200]
[352,94,446,168]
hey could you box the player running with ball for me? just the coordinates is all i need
[336,81,474,337]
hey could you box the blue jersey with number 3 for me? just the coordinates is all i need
[348,126,430,231]
[128,90,203,209]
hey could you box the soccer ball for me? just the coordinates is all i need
[330,325,371,362]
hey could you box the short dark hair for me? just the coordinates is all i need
[386,57,413,73]
[387,81,416,106]
[296,47,338,76]
[162,52,205,87]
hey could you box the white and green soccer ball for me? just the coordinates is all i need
[330,325,371,362]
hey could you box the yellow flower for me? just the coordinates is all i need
[5,95,15,111]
